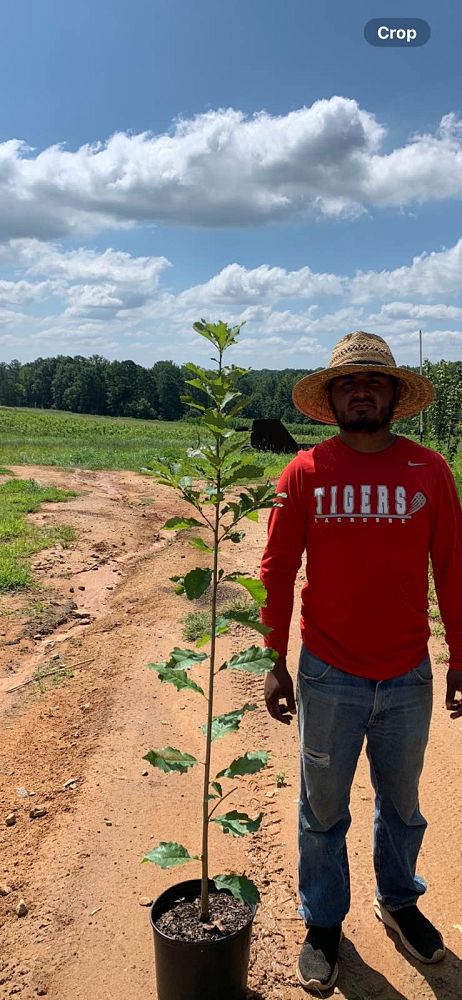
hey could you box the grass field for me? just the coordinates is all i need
[0,404,460,488]
[0,405,459,594]
[0,406,333,479]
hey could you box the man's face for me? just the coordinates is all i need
[329,372,397,432]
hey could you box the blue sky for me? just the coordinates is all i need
[0,0,461,369]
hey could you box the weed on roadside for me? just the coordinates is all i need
[33,661,75,696]
[0,477,77,591]
[183,597,259,642]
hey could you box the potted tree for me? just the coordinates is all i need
[142,320,283,1000]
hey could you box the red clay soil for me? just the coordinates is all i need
[0,466,460,1000]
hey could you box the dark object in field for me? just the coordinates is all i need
[251,418,300,453]
[151,878,256,1000]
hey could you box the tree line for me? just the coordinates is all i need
[0,354,460,450]
[0,354,314,424]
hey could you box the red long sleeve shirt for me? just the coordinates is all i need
[260,435,462,680]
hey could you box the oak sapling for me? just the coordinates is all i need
[142,320,284,923]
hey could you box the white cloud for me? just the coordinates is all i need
[1,241,171,320]
[1,235,462,367]
[179,263,344,305]
[375,301,462,321]
[349,240,462,303]
[0,100,461,239]
[22,242,170,289]
[0,279,52,306]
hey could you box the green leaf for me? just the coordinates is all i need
[195,633,211,648]
[221,465,263,488]
[146,648,207,672]
[189,537,213,552]
[149,666,204,695]
[216,751,269,779]
[220,646,278,674]
[212,810,263,837]
[222,610,272,636]
[183,567,212,600]
[162,516,204,531]
[184,377,207,391]
[211,781,223,797]
[221,438,249,460]
[213,874,260,906]
[168,648,208,669]
[245,509,259,522]
[188,447,222,472]
[143,842,198,868]
[143,747,198,774]
[147,659,167,672]
[226,398,249,418]
[225,576,267,608]
[183,361,212,381]
[201,703,257,741]
[227,531,245,544]
[203,409,228,435]
[193,320,243,352]
[181,396,206,413]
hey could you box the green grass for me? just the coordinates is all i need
[183,597,260,642]
[452,454,462,497]
[0,406,332,479]
[0,477,77,590]
[0,406,459,491]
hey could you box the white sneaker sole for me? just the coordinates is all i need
[296,962,338,993]
[373,900,445,964]
[296,932,342,993]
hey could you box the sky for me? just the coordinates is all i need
[1,0,462,370]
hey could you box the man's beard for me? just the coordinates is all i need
[330,400,395,433]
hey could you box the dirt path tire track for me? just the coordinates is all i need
[0,467,460,999]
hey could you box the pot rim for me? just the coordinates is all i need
[150,878,257,945]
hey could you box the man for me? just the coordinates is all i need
[260,331,462,994]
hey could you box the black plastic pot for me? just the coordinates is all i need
[150,879,257,1000]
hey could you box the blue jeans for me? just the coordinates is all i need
[297,645,433,928]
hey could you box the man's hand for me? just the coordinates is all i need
[445,668,462,718]
[264,656,296,725]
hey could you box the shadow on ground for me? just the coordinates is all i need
[337,936,462,1000]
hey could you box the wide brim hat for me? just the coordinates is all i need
[292,331,434,425]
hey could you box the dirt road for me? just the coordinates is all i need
[0,467,460,1000]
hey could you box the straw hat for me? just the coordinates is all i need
[292,331,434,425]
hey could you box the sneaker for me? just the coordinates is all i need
[374,900,445,964]
[296,924,342,993]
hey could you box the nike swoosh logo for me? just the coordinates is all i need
[408,461,427,467]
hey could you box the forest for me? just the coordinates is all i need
[0,353,460,453]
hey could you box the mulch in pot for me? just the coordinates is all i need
[155,892,252,943]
